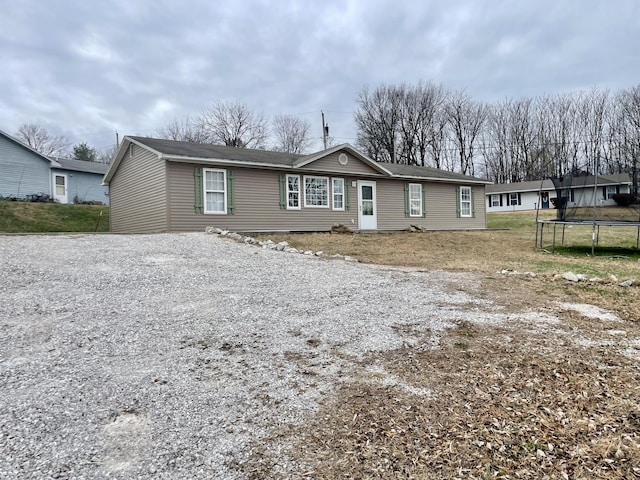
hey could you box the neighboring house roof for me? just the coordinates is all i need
[0,127,61,167]
[104,136,491,185]
[486,173,632,194]
[486,179,554,194]
[52,157,109,175]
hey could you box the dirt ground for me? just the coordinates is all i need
[246,230,640,479]
[244,274,640,479]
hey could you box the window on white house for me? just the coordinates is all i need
[204,168,227,214]
[304,176,329,207]
[332,178,344,210]
[606,185,617,200]
[460,186,472,217]
[409,183,422,217]
[491,194,500,207]
[509,193,519,206]
[287,175,300,209]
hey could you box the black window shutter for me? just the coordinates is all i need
[518,193,522,205]
[194,167,203,214]
[500,194,503,207]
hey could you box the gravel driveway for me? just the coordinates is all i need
[1,233,506,479]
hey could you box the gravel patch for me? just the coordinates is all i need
[1,233,515,479]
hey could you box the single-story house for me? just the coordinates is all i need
[0,128,109,204]
[103,136,492,233]
[486,173,633,212]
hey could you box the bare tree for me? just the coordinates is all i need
[445,90,487,175]
[97,144,118,164]
[198,101,268,148]
[398,81,447,166]
[354,85,402,163]
[15,123,70,157]
[271,115,312,153]
[617,85,640,193]
[156,115,210,143]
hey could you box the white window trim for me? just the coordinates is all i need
[332,178,345,211]
[303,175,330,208]
[460,186,472,217]
[491,194,500,207]
[509,193,519,206]
[203,168,227,214]
[409,183,422,217]
[286,174,301,210]
[605,185,617,200]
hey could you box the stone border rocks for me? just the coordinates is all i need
[205,226,359,262]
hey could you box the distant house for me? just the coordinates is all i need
[103,136,492,233]
[0,128,109,204]
[486,174,633,212]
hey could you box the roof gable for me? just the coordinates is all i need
[0,128,58,166]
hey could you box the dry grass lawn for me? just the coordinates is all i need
[248,210,640,479]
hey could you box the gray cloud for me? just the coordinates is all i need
[1,0,638,153]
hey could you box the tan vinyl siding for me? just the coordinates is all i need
[302,152,382,176]
[167,162,358,232]
[376,181,486,231]
[109,147,167,232]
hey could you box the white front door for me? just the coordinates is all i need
[53,174,68,203]
[358,180,377,230]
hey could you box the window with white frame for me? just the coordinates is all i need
[332,178,345,210]
[460,186,472,217]
[509,193,519,206]
[491,194,500,207]
[409,183,422,217]
[304,176,329,207]
[204,168,227,214]
[287,175,300,209]
[606,185,617,200]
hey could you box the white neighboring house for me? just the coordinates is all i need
[0,128,109,204]
[486,174,633,212]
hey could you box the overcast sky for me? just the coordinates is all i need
[1,0,639,155]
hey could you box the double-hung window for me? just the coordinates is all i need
[606,185,617,200]
[460,186,472,217]
[287,175,301,209]
[204,168,227,214]
[509,193,519,206]
[332,178,345,210]
[304,176,329,207]
[491,194,500,207]
[409,183,422,217]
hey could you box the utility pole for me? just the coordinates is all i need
[321,111,329,149]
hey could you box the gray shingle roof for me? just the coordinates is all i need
[383,163,489,183]
[53,158,110,174]
[129,136,302,166]
[117,136,490,184]
[486,173,632,194]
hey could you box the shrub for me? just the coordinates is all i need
[612,193,637,207]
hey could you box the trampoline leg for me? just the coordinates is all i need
[552,224,556,254]
[562,225,565,246]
